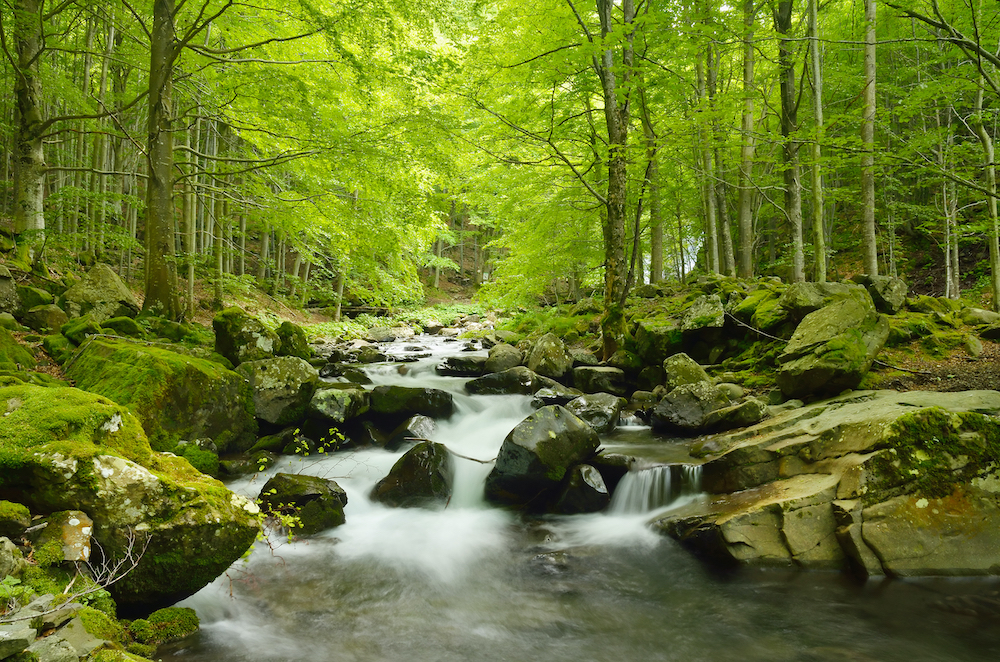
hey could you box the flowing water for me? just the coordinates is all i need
[160,337,1000,662]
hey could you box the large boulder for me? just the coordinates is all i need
[572,366,628,396]
[307,386,370,424]
[681,294,725,333]
[776,297,889,399]
[435,355,487,377]
[851,274,909,315]
[258,473,346,535]
[65,337,256,452]
[237,356,319,426]
[58,263,139,322]
[653,390,1000,577]
[275,321,311,360]
[21,303,68,333]
[466,366,558,395]
[0,383,259,612]
[565,392,626,434]
[213,307,279,366]
[484,405,600,510]
[650,382,731,434]
[663,352,711,390]
[370,441,454,508]
[551,464,610,514]
[525,333,573,380]
[484,343,522,373]
[632,317,683,367]
[370,385,454,419]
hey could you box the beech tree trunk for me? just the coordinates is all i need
[774,0,805,282]
[737,0,756,278]
[861,0,879,276]
[809,0,827,281]
[12,0,46,263]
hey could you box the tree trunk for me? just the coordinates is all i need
[737,0,756,278]
[142,0,181,318]
[12,0,46,263]
[972,82,1000,312]
[861,0,878,276]
[774,0,805,282]
[696,49,719,275]
[809,0,827,282]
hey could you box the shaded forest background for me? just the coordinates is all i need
[2,0,1000,327]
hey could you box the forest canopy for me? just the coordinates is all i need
[3,0,1000,344]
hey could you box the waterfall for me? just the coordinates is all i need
[608,464,703,514]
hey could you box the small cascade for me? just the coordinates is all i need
[617,411,647,428]
[608,464,703,514]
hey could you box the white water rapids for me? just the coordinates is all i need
[160,337,1000,662]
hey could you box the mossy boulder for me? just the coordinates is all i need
[22,304,68,334]
[101,317,146,339]
[0,327,35,371]
[0,500,31,539]
[0,266,18,315]
[681,294,725,333]
[236,356,319,426]
[525,332,573,380]
[129,606,199,645]
[466,366,559,396]
[307,386,370,424]
[212,307,278,366]
[484,405,600,510]
[484,343,522,373]
[663,352,711,390]
[851,274,908,314]
[572,366,628,396]
[565,393,626,434]
[276,321,311,360]
[655,390,1000,576]
[258,473,346,535]
[632,316,683,368]
[0,383,260,612]
[370,441,453,508]
[64,338,256,452]
[370,385,454,419]
[41,334,75,365]
[776,297,889,399]
[15,285,52,314]
[58,263,139,323]
[435,355,488,377]
[60,316,102,345]
[650,382,732,434]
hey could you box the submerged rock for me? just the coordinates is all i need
[370,441,453,508]
[484,405,600,510]
[552,464,610,514]
[370,385,454,419]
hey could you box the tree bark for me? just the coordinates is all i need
[142,0,181,318]
[809,0,827,281]
[737,0,756,278]
[774,0,805,282]
[11,0,46,263]
[861,0,879,276]
[972,82,1000,311]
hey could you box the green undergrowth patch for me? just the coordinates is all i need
[498,303,598,344]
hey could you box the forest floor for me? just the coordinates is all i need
[870,340,1000,393]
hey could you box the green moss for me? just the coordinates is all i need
[0,327,36,370]
[42,333,76,364]
[865,408,1000,503]
[87,650,153,662]
[5,652,40,662]
[81,605,129,644]
[60,316,102,345]
[33,538,64,568]
[179,445,220,477]
[0,383,151,482]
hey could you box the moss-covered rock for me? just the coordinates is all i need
[0,500,31,539]
[101,317,146,339]
[484,405,600,510]
[129,606,199,645]
[0,266,18,315]
[258,473,346,535]
[58,264,139,323]
[15,285,52,313]
[370,385,454,419]
[525,332,573,380]
[276,321,311,360]
[42,334,75,365]
[0,327,35,370]
[64,338,256,452]
[212,307,278,366]
[60,316,102,345]
[307,386,370,424]
[236,356,318,426]
[0,383,259,613]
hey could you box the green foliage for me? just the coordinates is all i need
[129,606,199,645]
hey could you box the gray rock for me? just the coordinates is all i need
[485,405,600,510]
[852,274,909,314]
[386,414,437,450]
[22,303,68,333]
[436,355,487,377]
[308,387,370,424]
[59,263,139,322]
[961,307,1000,326]
[366,327,397,343]
[276,321,311,360]
[663,353,711,390]
[237,356,319,426]
[776,297,889,399]
[370,385,454,419]
[58,615,107,657]
[484,343,522,373]
[531,385,585,408]
[681,294,725,332]
[26,634,78,662]
[466,366,558,395]
[370,441,453,508]
[0,621,37,659]
[573,366,628,396]
[526,333,573,380]
[552,464,610,514]
[0,265,18,315]
[702,397,768,432]
[0,536,27,578]
[650,382,731,433]
[213,307,279,366]
[566,392,626,434]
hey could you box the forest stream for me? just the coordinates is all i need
[158,337,1000,662]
